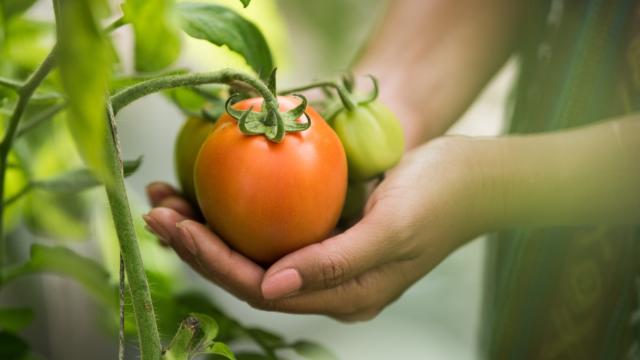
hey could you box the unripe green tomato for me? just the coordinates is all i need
[332,101,404,181]
[174,117,217,203]
[339,181,367,224]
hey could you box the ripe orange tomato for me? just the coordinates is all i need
[194,96,348,264]
[174,117,217,203]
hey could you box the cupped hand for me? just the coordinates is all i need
[144,137,493,322]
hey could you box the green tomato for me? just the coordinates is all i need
[174,117,217,203]
[332,100,404,181]
[339,181,368,225]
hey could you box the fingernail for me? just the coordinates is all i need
[176,221,197,255]
[261,268,303,300]
[143,214,169,244]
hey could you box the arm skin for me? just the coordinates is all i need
[479,115,640,228]
[355,0,523,148]
[144,115,640,321]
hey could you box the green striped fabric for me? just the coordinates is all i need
[482,0,640,359]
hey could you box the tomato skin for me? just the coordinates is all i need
[194,96,348,264]
[332,101,404,181]
[175,117,217,203]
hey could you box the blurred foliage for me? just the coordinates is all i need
[276,0,385,80]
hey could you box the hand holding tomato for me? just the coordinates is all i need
[144,136,495,321]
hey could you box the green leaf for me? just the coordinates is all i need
[291,341,338,360]
[192,313,219,346]
[122,0,182,72]
[55,0,113,186]
[238,0,251,8]
[33,157,142,193]
[23,192,91,241]
[234,353,272,360]
[246,328,286,349]
[204,342,235,360]
[163,316,199,360]
[0,0,38,21]
[177,3,274,78]
[0,308,34,333]
[1,244,116,309]
[0,331,29,360]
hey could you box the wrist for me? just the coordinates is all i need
[451,136,511,234]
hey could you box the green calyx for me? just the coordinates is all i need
[224,93,311,143]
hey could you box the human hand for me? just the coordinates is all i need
[144,137,496,321]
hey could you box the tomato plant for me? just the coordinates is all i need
[0,1,339,359]
[194,96,347,264]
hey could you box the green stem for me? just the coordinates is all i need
[278,81,338,95]
[0,77,22,92]
[280,81,356,111]
[0,47,57,279]
[105,101,161,360]
[16,102,67,138]
[111,69,278,115]
[1,183,32,208]
[105,16,127,34]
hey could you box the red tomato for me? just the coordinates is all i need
[194,96,348,264]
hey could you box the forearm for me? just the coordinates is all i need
[474,115,640,229]
[355,0,523,148]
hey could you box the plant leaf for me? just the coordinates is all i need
[33,157,142,193]
[163,316,199,360]
[55,0,113,186]
[291,341,338,360]
[0,0,38,21]
[0,308,34,333]
[191,313,219,347]
[234,353,272,360]
[122,0,182,72]
[203,342,235,360]
[176,3,273,79]
[0,331,29,360]
[1,244,117,309]
[246,328,286,349]
[238,0,251,8]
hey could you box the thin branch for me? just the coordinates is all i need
[16,102,67,138]
[105,16,127,34]
[278,81,339,95]
[2,183,32,207]
[110,69,277,115]
[0,77,22,93]
[0,47,57,277]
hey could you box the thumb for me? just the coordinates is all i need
[261,205,403,300]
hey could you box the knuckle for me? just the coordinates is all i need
[319,253,350,288]
[248,298,275,311]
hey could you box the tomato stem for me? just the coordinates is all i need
[280,80,357,111]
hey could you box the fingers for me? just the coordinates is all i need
[146,181,178,206]
[261,204,413,300]
[144,207,192,259]
[253,261,417,322]
[144,208,265,301]
[174,220,265,301]
[146,182,198,219]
